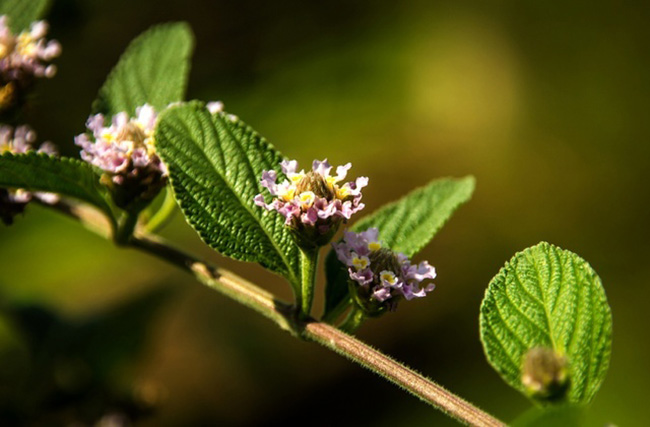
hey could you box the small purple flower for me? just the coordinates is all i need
[75,105,167,209]
[332,228,436,313]
[1,124,59,224]
[255,158,368,247]
[0,16,61,109]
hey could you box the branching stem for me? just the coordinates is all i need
[46,201,504,426]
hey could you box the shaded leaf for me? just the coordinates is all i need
[155,102,301,290]
[0,0,50,32]
[94,22,194,116]
[0,152,113,217]
[351,176,475,257]
[480,242,612,404]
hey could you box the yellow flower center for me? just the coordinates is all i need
[368,241,381,251]
[379,271,398,285]
[352,255,370,270]
[298,191,316,209]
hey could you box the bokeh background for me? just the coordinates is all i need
[1,0,649,425]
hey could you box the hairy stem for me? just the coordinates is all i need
[299,248,319,318]
[129,236,296,333]
[303,322,503,426]
[130,235,503,426]
[44,203,504,426]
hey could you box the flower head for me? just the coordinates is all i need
[0,16,61,110]
[0,124,58,224]
[333,228,436,314]
[74,104,167,209]
[255,159,368,248]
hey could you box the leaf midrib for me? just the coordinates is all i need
[208,117,300,285]
[163,113,299,285]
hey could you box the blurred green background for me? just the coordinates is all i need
[1,0,649,425]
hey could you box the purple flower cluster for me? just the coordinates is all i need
[333,228,436,311]
[75,104,166,185]
[0,16,61,82]
[1,125,58,224]
[255,159,368,242]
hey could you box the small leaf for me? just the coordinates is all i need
[93,22,194,116]
[0,152,113,217]
[324,176,474,319]
[480,242,613,405]
[155,102,301,290]
[352,176,475,257]
[0,0,50,32]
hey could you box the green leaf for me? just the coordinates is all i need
[324,176,475,319]
[0,152,113,217]
[155,102,301,289]
[352,176,475,257]
[93,22,194,116]
[480,242,613,405]
[0,0,50,32]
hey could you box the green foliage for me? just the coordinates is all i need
[155,102,301,290]
[0,0,50,32]
[93,23,194,116]
[352,176,475,257]
[324,176,475,319]
[480,242,612,405]
[0,152,113,217]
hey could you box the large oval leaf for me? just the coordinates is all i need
[155,102,301,290]
[480,242,612,405]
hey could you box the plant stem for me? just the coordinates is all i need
[115,211,140,245]
[129,236,296,334]
[299,248,319,318]
[43,204,504,426]
[129,235,504,426]
[303,322,504,426]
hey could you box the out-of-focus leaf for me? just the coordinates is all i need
[0,152,113,218]
[0,0,50,32]
[93,22,194,116]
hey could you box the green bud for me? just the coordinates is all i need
[521,347,570,402]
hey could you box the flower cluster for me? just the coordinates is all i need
[255,159,368,248]
[0,16,61,109]
[0,124,58,224]
[333,228,436,313]
[75,104,167,209]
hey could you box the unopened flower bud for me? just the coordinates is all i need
[332,228,436,315]
[521,347,570,401]
[255,158,368,249]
